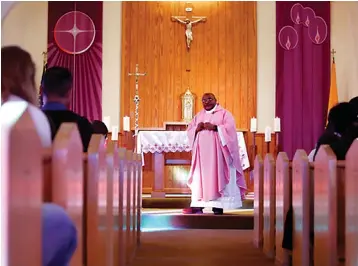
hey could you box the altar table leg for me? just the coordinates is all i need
[151,152,166,198]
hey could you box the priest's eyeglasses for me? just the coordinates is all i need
[202,98,214,103]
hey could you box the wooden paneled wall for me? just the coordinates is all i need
[121,1,257,129]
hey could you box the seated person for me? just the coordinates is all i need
[349,96,358,118]
[92,120,109,139]
[1,45,77,266]
[329,96,358,159]
[283,98,358,251]
[42,67,93,152]
[313,102,356,161]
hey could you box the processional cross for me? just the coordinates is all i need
[331,48,336,63]
[128,64,147,136]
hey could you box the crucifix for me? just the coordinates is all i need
[171,15,206,50]
[128,64,147,136]
[171,3,206,51]
[172,4,206,81]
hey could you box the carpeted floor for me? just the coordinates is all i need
[131,229,275,266]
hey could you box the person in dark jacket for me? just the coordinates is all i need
[329,96,358,159]
[313,102,356,160]
[42,67,93,152]
[349,96,358,118]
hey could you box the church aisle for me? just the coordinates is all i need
[131,229,276,266]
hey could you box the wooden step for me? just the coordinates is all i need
[141,209,253,231]
[142,195,254,209]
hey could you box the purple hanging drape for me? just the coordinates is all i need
[47,1,103,121]
[276,2,331,159]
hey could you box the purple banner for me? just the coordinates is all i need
[276,2,331,159]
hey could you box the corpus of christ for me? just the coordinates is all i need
[1,1,358,266]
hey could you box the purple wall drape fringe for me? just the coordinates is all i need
[47,1,103,121]
[276,2,331,159]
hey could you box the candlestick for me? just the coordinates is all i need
[265,126,272,142]
[111,126,119,141]
[274,117,281,132]
[103,116,111,130]
[123,116,130,132]
[250,117,257,132]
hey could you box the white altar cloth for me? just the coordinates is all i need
[137,131,250,170]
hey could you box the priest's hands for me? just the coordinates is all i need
[196,122,218,133]
[196,122,205,133]
[204,122,218,131]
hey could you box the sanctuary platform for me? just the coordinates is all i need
[141,193,254,232]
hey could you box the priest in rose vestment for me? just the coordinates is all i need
[184,93,247,215]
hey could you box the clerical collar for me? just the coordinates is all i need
[205,104,218,114]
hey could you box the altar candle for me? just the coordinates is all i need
[123,116,130,132]
[103,116,111,130]
[111,126,119,141]
[265,126,272,142]
[250,117,257,132]
[274,117,281,132]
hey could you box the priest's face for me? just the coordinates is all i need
[202,93,217,111]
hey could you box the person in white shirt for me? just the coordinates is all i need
[1,46,77,266]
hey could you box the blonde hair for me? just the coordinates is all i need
[1,46,37,105]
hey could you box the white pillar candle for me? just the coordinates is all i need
[102,116,110,130]
[111,126,119,141]
[123,116,130,132]
[274,117,281,132]
[265,126,272,142]
[250,117,257,132]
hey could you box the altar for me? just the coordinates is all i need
[136,122,250,198]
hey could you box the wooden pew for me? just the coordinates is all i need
[1,106,42,265]
[291,150,312,266]
[263,154,276,258]
[42,124,142,266]
[345,139,358,266]
[51,123,84,266]
[106,141,121,266]
[253,155,264,248]
[117,148,128,266]
[254,143,354,266]
[275,152,290,266]
[314,145,346,266]
[125,150,136,263]
[135,154,143,245]
[85,134,113,266]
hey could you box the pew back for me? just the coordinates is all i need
[52,123,84,266]
[1,107,42,266]
[86,135,111,266]
[118,148,127,266]
[263,154,276,258]
[126,150,136,263]
[314,145,338,266]
[135,154,143,244]
[253,155,264,248]
[345,139,358,266]
[292,150,312,266]
[106,140,119,266]
[275,152,290,265]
